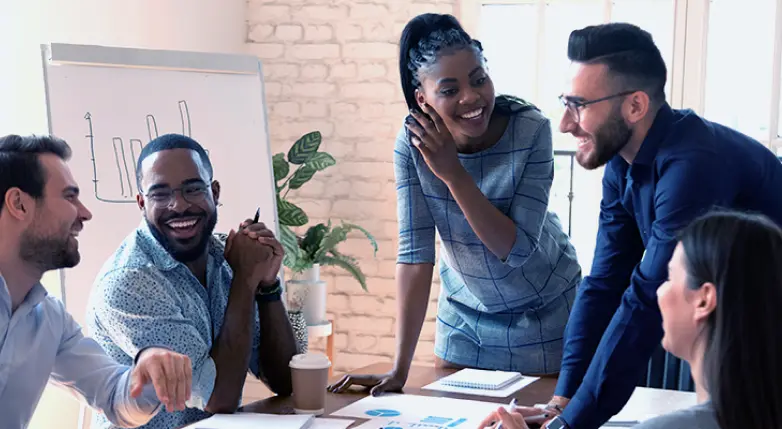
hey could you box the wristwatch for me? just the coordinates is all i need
[255,278,282,302]
[544,416,569,429]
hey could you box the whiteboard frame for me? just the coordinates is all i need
[40,42,282,310]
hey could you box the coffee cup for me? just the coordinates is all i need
[289,352,331,415]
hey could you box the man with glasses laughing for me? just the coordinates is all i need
[86,134,298,429]
[502,23,782,429]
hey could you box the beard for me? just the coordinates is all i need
[576,111,633,170]
[145,209,218,263]
[19,224,80,271]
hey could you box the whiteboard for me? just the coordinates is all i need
[41,43,278,324]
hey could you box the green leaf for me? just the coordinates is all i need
[272,153,289,182]
[301,223,329,259]
[279,225,301,269]
[319,253,368,291]
[288,131,322,164]
[276,197,308,227]
[313,222,378,261]
[288,164,317,190]
[307,152,336,171]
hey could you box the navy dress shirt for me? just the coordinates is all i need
[555,103,782,428]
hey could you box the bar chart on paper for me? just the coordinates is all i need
[331,394,499,428]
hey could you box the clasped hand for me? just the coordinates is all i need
[405,104,466,184]
[224,218,283,290]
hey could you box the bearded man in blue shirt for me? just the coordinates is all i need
[518,22,782,429]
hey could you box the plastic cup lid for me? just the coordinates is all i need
[289,352,332,370]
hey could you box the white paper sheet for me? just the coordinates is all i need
[422,374,540,398]
[311,417,355,429]
[331,394,500,428]
[181,413,314,429]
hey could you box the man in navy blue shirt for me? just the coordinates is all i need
[531,23,782,429]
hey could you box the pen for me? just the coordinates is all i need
[252,207,260,224]
[496,398,517,429]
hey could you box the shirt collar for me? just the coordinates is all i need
[136,220,224,271]
[631,102,675,166]
[0,273,48,316]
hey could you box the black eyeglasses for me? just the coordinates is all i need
[141,182,210,208]
[558,90,638,123]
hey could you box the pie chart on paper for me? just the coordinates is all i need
[365,409,402,417]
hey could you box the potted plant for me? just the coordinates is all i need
[273,131,377,324]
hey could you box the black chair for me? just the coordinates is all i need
[639,344,695,392]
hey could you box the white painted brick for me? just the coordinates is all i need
[358,63,388,80]
[329,63,358,80]
[344,43,397,59]
[350,4,389,20]
[334,333,348,350]
[335,353,391,373]
[378,260,398,279]
[271,119,335,139]
[302,102,329,118]
[320,141,355,161]
[284,82,337,98]
[304,25,333,41]
[362,23,396,42]
[248,24,274,42]
[351,180,382,198]
[335,24,363,41]
[327,293,350,313]
[272,101,300,118]
[291,44,340,60]
[336,121,391,138]
[338,316,394,335]
[357,102,386,119]
[301,64,329,80]
[275,25,303,41]
[295,199,333,219]
[263,82,283,98]
[263,63,300,80]
[340,82,396,99]
[330,102,359,117]
[348,333,379,352]
[292,176,326,197]
[247,5,291,23]
[295,6,349,22]
[247,43,285,59]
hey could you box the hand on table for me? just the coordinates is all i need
[327,371,406,396]
[479,404,554,429]
[130,347,192,412]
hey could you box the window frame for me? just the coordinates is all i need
[460,0,782,151]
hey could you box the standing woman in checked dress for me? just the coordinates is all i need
[329,13,581,395]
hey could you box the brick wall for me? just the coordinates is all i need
[246,0,459,373]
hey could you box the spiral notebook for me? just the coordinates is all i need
[439,368,523,390]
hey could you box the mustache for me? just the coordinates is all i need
[159,209,207,224]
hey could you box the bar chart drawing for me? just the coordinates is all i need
[85,100,193,203]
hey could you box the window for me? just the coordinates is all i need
[470,0,782,273]
[703,0,778,142]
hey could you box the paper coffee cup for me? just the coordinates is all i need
[289,352,331,415]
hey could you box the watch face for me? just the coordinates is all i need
[545,417,566,429]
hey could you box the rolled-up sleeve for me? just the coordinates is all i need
[503,119,555,268]
[50,305,159,428]
[91,268,216,410]
[394,128,436,264]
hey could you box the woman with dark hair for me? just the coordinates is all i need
[328,13,581,395]
[479,209,782,428]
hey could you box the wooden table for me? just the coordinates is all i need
[242,363,557,427]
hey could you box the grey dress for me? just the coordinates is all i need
[634,402,720,429]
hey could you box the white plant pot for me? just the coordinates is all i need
[287,264,327,326]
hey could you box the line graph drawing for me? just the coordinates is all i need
[85,100,194,203]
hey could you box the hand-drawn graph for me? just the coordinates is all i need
[85,100,193,203]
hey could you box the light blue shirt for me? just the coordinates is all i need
[394,96,582,374]
[87,221,262,429]
[0,275,161,429]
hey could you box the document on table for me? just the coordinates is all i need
[422,373,540,398]
[181,413,316,429]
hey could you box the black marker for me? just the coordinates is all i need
[253,207,260,224]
